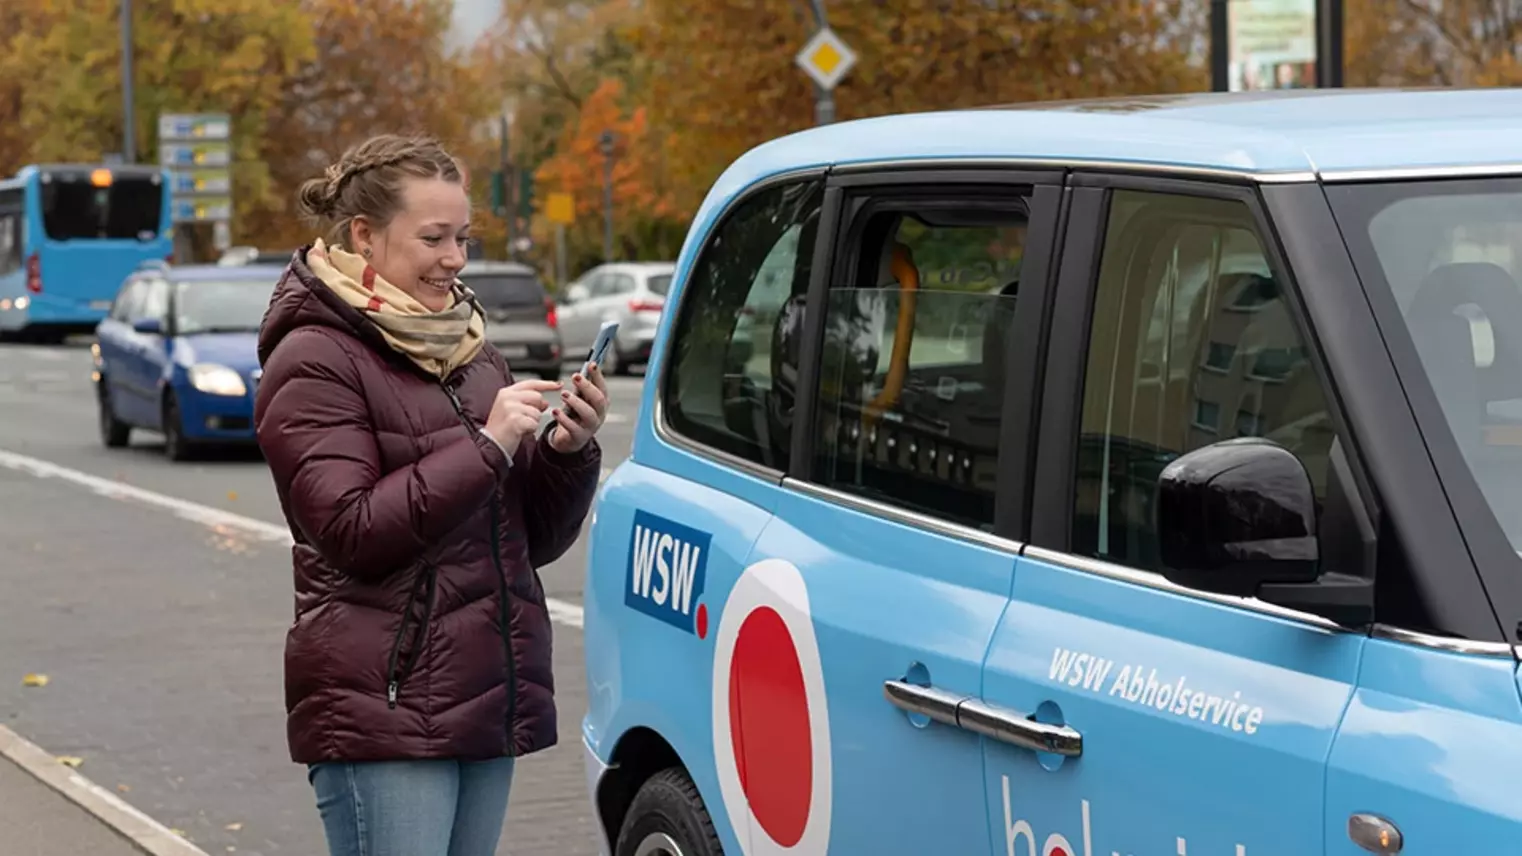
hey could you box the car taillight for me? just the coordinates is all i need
[25,253,40,294]
[544,297,558,328]
[629,298,663,313]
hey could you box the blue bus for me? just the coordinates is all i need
[0,163,174,341]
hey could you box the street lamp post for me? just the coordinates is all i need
[121,0,136,162]
[599,130,615,263]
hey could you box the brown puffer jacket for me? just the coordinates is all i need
[253,246,599,764]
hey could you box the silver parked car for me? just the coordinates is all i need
[556,261,675,375]
[459,261,564,380]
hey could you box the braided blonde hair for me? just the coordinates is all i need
[297,134,465,251]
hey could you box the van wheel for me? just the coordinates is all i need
[614,768,723,856]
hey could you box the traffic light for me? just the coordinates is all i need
[516,169,534,218]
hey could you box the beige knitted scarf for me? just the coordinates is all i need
[307,238,485,378]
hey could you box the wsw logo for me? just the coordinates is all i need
[626,510,711,637]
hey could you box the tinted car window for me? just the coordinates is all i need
[465,273,545,308]
[1072,190,1338,571]
[812,202,1029,530]
[663,180,823,471]
[40,171,163,241]
[647,274,672,296]
[1329,178,1522,554]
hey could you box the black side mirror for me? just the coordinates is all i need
[1156,437,1319,598]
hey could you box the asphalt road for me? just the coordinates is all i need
[0,341,643,855]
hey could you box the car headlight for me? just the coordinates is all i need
[189,363,247,397]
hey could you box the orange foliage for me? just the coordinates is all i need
[531,77,681,269]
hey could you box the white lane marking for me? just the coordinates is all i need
[0,448,586,629]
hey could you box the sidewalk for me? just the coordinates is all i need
[0,726,207,856]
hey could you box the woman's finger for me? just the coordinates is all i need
[552,408,588,445]
[586,363,609,395]
[561,390,599,427]
[570,377,608,418]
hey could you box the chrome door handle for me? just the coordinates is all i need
[883,679,1083,757]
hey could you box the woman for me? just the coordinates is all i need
[253,133,606,856]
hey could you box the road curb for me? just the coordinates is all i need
[0,724,209,856]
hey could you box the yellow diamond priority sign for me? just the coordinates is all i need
[795,27,857,91]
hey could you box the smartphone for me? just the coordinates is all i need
[584,320,620,374]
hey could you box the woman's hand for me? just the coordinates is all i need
[548,363,609,454]
[485,379,560,457]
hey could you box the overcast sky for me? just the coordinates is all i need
[448,0,501,50]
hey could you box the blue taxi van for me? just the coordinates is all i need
[581,88,1522,855]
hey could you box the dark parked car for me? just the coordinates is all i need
[460,260,564,380]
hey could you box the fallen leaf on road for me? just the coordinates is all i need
[21,673,48,687]
[170,828,188,838]
[56,755,82,768]
[224,822,242,831]
[227,490,238,501]
[117,784,130,793]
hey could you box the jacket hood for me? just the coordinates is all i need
[257,244,395,368]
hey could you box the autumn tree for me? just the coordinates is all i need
[1345,0,1522,87]
[485,0,635,166]
[532,77,685,279]
[0,0,499,256]
[0,0,314,253]
[633,0,1207,217]
[246,0,499,250]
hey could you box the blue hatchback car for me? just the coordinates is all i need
[581,88,1522,856]
[94,261,280,460]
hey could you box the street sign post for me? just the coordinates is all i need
[795,26,857,92]
[546,192,574,290]
[159,112,232,261]
[795,23,856,125]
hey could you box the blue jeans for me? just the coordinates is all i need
[308,757,516,856]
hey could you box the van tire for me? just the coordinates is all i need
[614,767,724,856]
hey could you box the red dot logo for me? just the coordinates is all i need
[728,607,811,846]
[712,559,832,856]
[696,603,709,639]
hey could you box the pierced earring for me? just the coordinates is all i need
[361,247,373,259]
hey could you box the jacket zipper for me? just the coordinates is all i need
[442,378,520,752]
[384,562,436,708]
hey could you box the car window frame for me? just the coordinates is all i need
[652,169,832,482]
[773,166,1065,547]
[1028,171,1394,632]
